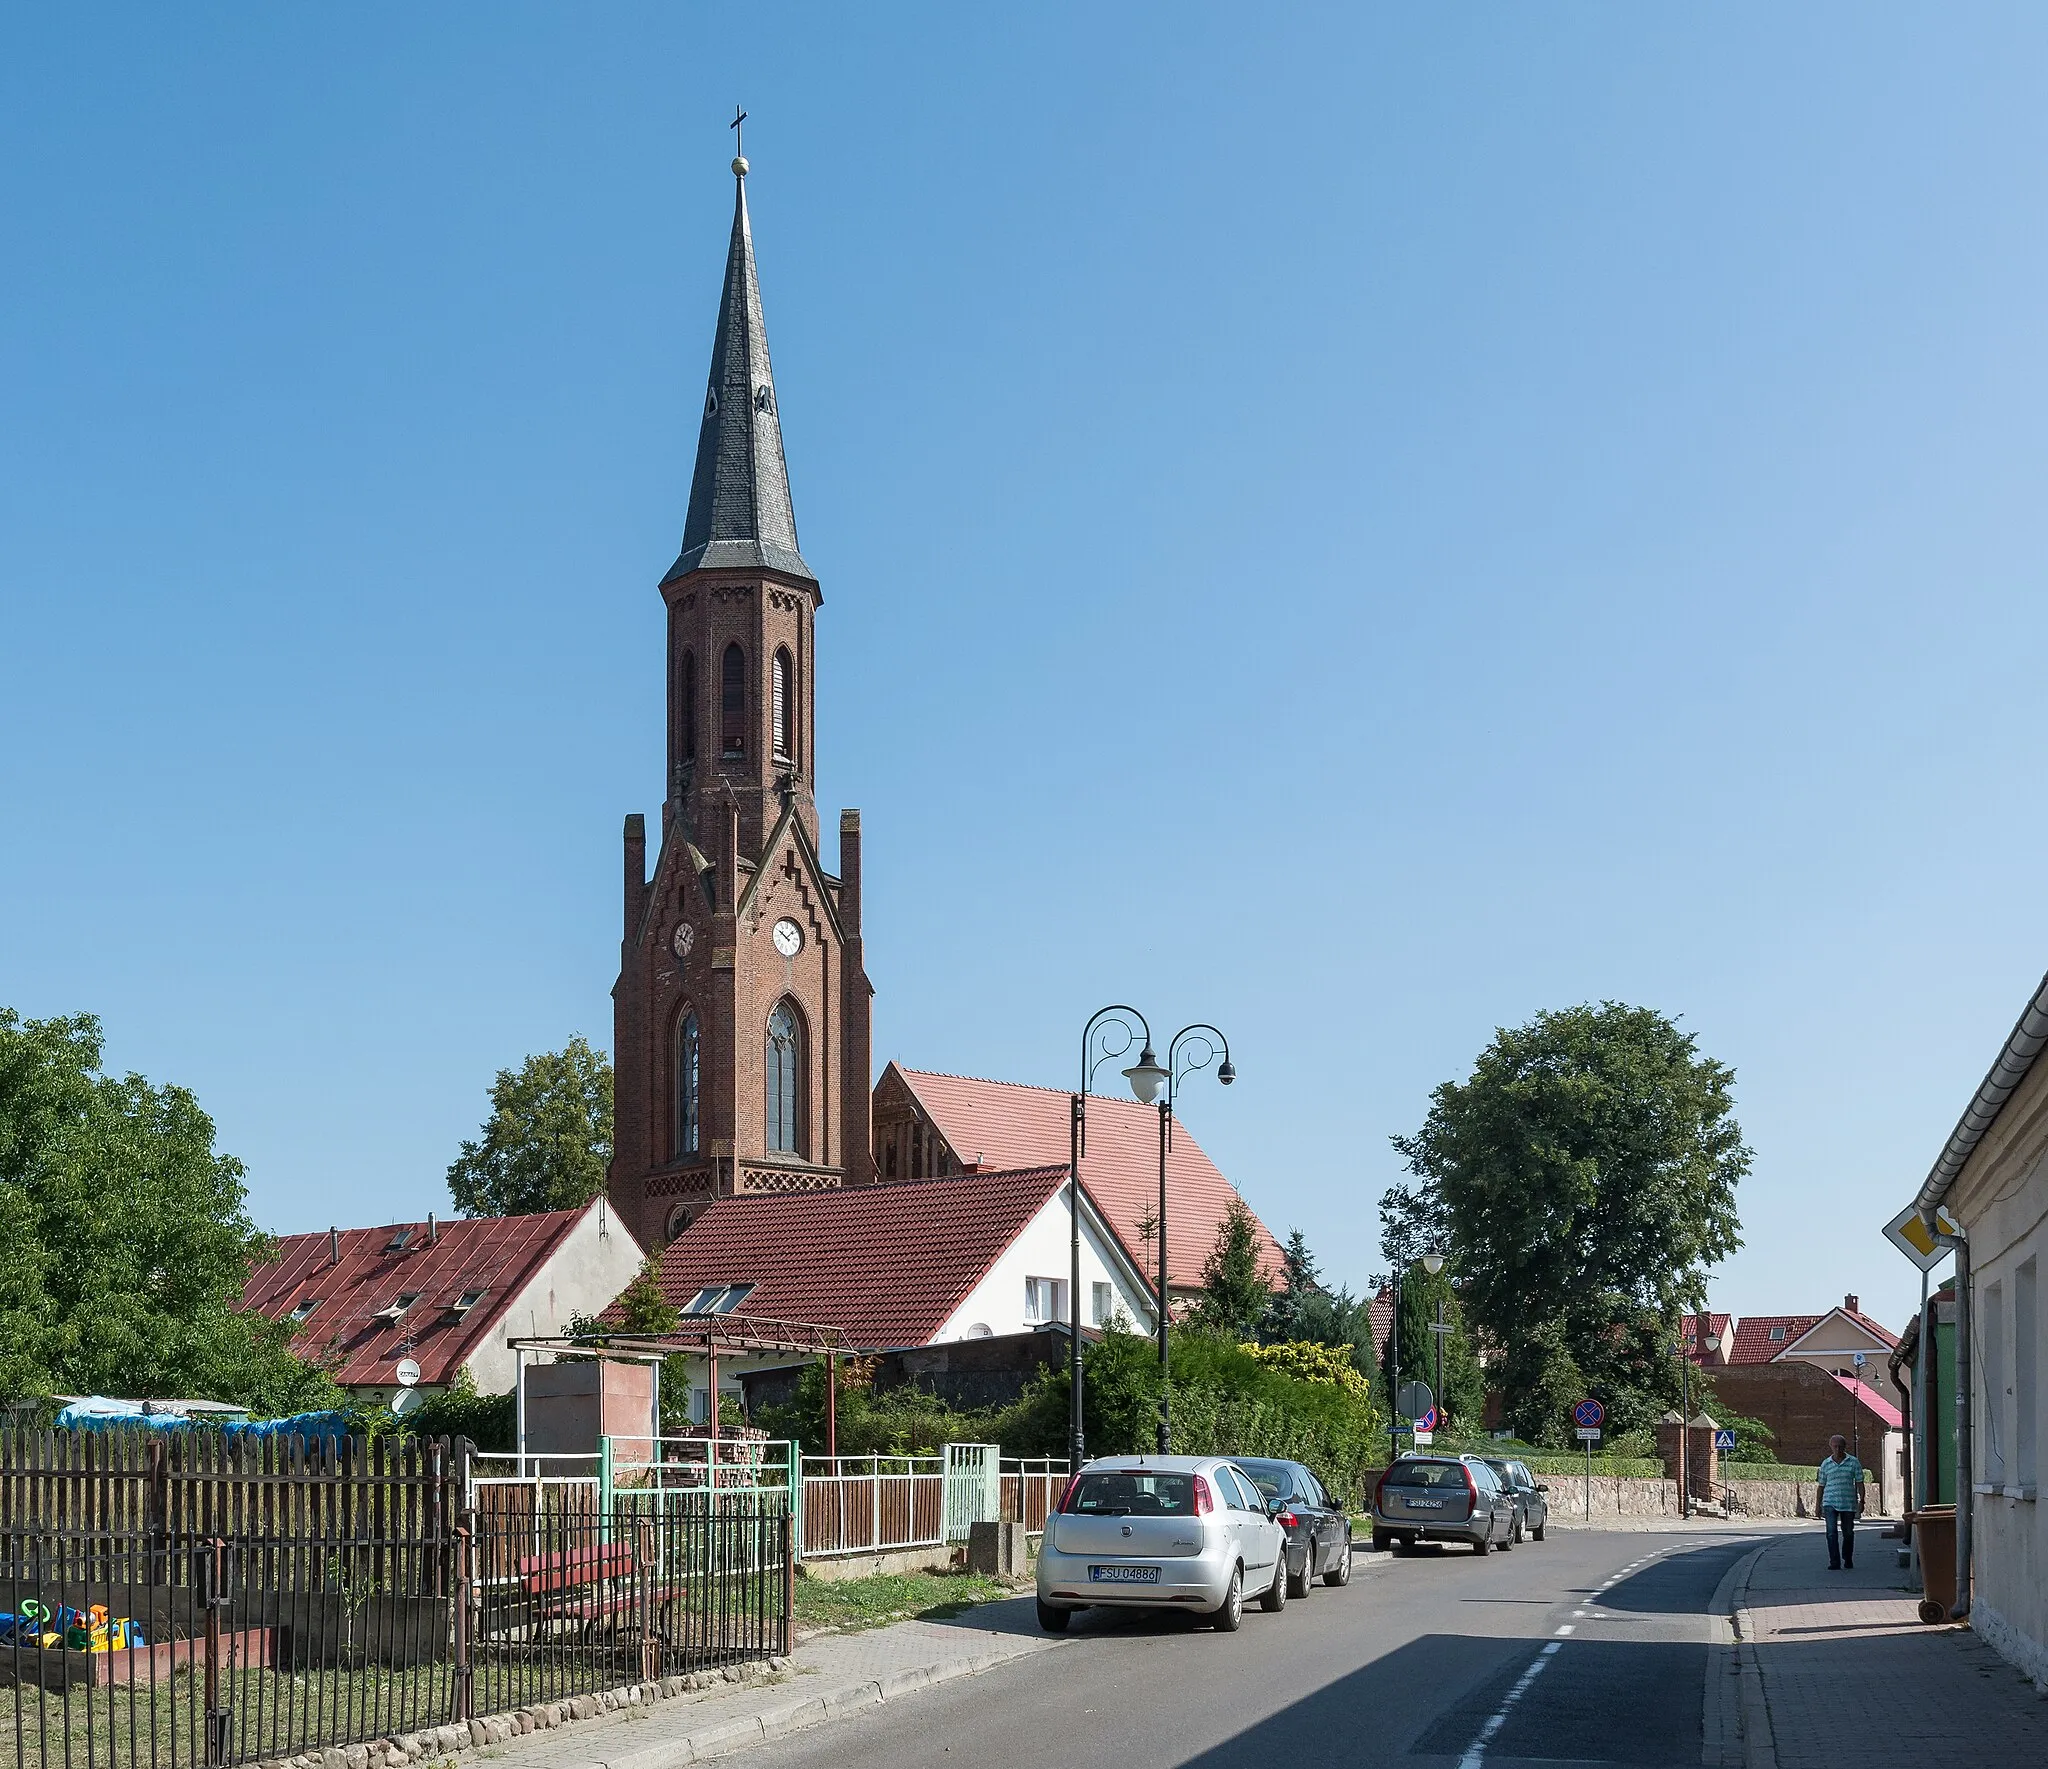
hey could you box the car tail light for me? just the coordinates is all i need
[1193,1474,1214,1516]
[1277,1510,1299,1528]
[1056,1474,1084,1514]
[1373,1470,1391,1511]
[1462,1465,1480,1512]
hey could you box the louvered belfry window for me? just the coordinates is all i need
[721,643,746,755]
[765,1001,802,1154]
[772,648,793,762]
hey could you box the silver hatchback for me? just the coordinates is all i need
[1370,1454,1520,1554]
[1036,1455,1289,1633]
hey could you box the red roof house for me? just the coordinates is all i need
[871,1065,1283,1297]
[241,1198,646,1403]
[1725,1297,1897,1368]
[639,1167,1157,1351]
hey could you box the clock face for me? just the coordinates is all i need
[671,922,695,959]
[771,917,804,958]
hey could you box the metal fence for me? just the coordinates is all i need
[999,1458,1067,1536]
[1,1430,789,1769]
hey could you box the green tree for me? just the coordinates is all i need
[0,1008,338,1411]
[1192,1196,1271,1338]
[1391,1003,1748,1437]
[1261,1229,1319,1341]
[447,1036,614,1217]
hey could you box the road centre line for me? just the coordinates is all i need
[1457,1643,1564,1769]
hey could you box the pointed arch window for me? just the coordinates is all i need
[772,648,794,763]
[721,643,746,756]
[680,650,697,763]
[765,1001,803,1155]
[674,1009,701,1157]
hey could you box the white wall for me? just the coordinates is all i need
[466,1198,646,1394]
[935,1191,1154,1343]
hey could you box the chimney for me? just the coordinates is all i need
[428,1213,438,1245]
[328,1227,340,1267]
[1845,1293,1858,1313]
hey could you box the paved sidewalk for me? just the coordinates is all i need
[473,1596,1060,1769]
[1733,1527,2048,1767]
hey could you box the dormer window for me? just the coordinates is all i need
[682,1283,755,1316]
[376,1292,421,1322]
[1767,1325,1786,1342]
[287,1298,320,1323]
[386,1228,415,1253]
[446,1289,487,1317]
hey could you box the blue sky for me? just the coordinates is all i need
[5,6,2042,1332]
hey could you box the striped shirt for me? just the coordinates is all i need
[1818,1455,1864,1510]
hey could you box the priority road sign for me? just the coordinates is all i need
[1713,1428,1737,1452]
[1573,1398,1605,1429]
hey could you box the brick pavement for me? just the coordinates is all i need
[1734,1526,2048,1767]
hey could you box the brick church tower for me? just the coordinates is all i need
[609,150,874,1252]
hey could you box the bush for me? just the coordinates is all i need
[756,1359,998,1457]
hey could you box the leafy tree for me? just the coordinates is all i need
[447,1036,613,1217]
[1391,1003,1748,1438]
[1192,1197,1271,1339]
[1374,1180,1448,1286]
[0,1008,338,1412]
[398,1368,515,1450]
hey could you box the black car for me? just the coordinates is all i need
[1235,1457,1353,1596]
[1480,1457,1550,1542]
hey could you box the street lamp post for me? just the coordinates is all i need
[1388,1251,1446,1448]
[1071,1006,1155,1470]
[1124,1026,1233,1452]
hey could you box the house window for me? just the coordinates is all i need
[1767,1326,1786,1342]
[772,648,794,762]
[287,1298,320,1323]
[2018,1260,2039,1492]
[680,649,697,762]
[683,1284,755,1316]
[1984,1280,2008,1487]
[1092,1283,1112,1327]
[765,1001,802,1154]
[884,1137,897,1178]
[448,1289,486,1316]
[721,643,746,755]
[674,1009,701,1156]
[1024,1277,1069,1324]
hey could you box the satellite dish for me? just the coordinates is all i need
[395,1357,422,1388]
[390,1386,424,1418]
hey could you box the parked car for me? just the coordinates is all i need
[1235,1457,1354,1594]
[1036,1455,1288,1633]
[1479,1457,1550,1541]
[1369,1454,1520,1554]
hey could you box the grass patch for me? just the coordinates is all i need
[791,1570,1020,1633]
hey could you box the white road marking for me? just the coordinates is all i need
[1555,1624,1575,1635]
[1457,1644,1563,1769]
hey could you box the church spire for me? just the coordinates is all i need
[664,145,814,588]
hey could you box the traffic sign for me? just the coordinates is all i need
[1882,1200,1961,1272]
[1713,1428,1737,1452]
[1575,1427,1602,1442]
[1417,1406,1441,1433]
[1412,1430,1434,1445]
[1573,1398,1605,1429]
[1398,1381,1436,1421]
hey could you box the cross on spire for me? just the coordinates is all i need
[730,104,746,160]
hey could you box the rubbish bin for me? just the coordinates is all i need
[1907,1506,1955,1624]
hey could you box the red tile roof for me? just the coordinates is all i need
[894,1068,1283,1292]
[1727,1307,1898,1365]
[241,1208,592,1387]
[1832,1374,1903,1432]
[639,1167,1095,1349]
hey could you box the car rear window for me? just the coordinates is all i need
[1383,1460,1470,1488]
[1066,1471,1195,1516]
[1236,1460,1296,1500]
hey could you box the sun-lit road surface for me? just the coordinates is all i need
[753,1529,1766,1769]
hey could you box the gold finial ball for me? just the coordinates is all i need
[732,155,749,177]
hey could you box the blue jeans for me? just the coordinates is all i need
[1824,1506,1857,1568]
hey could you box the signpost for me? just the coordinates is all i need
[1573,1399,1605,1520]
[1714,1428,1737,1453]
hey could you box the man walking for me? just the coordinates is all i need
[1815,1434,1864,1570]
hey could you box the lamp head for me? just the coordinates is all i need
[1420,1252,1445,1276]
[1123,1046,1169,1106]
[1217,1058,1236,1086]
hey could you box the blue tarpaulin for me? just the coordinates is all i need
[53,1399,349,1442]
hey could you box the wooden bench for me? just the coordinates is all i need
[516,1544,637,1635]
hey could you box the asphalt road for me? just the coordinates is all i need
[757,1529,1765,1769]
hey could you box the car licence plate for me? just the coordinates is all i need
[1406,1499,1444,1509]
[1088,1565,1160,1584]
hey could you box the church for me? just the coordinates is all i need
[606,147,1279,1332]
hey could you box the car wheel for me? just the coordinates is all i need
[1533,1519,1546,1542]
[1502,1517,1520,1551]
[1287,1552,1312,1600]
[1211,1566,1244,1632]
[1370,1528,1393,1553]
[1261,1555,1289,1612]
[1035,1599,1072,1633]
[1472,1532,1492,1554]
[1323,1544,1352,1587]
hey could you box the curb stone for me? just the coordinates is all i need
[1726,1543,1777,1769]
